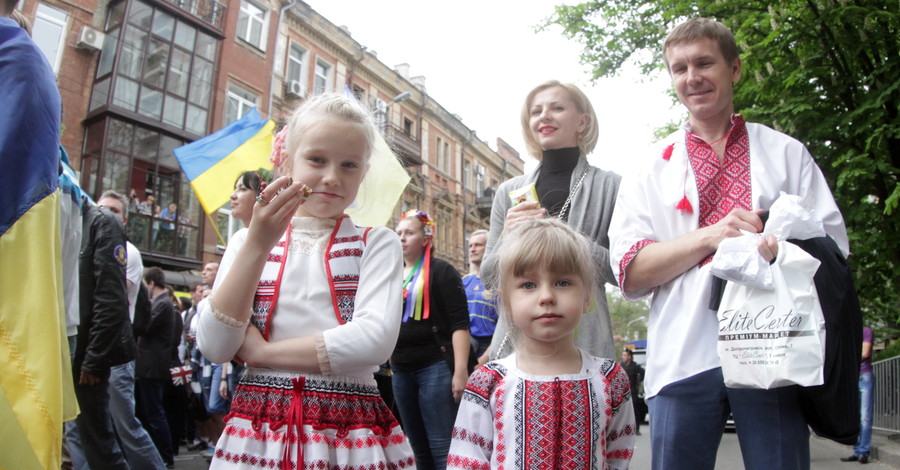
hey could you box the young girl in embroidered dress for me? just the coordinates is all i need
[447,218,635,470]
[197,94,415,469]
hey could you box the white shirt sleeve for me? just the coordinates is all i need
[196,229,249,363]
[125,241,143,322]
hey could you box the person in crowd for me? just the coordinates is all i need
[482,80,620,362]
[155,202,177,250]
[842,326,875,464]
[609,17,849,470]
[230,170,266,228]
[448,218,634,469]
[138,195,156,216]
[620,347,646,436]
[139,267,179,467]
[200,261,218,288]
[462,229,497,365]
[98,191,167,469]
[67,201,135,469]
[392,209,470,470]
[197,93,414,468]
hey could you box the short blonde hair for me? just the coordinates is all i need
[520,80,598,159]
[278,93,377,176]
[491,218,596,349]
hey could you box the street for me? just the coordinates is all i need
[629,429,896,470]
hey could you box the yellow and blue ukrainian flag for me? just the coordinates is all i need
[0,16,74,470]
[174,108,275,215]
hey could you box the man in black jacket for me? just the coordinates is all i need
[139,266,177,466]
[68,203,135,469]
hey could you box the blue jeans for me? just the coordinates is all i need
[391,361,459,470]
[648,367,809,470]
[207,363,230,414]
[109,362,166,469]
[854,371,874,456]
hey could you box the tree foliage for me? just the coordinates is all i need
[547,1,899,327]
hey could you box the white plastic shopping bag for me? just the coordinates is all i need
[716,240,826,389]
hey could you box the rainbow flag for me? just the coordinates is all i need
[174,108,275,214]
[0,18,73,470]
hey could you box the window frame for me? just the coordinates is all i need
[236,0,268,51]
[34,3,69,74]
[225,83,259,124]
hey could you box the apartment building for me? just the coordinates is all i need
[22,0,523,282]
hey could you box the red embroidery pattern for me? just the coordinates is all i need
[519,379,595,469]
[618,239,655,288]
[685,117,752,265]
[227,374,400,436]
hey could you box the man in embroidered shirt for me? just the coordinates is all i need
[609,17,849,470]
[462,230,498,365]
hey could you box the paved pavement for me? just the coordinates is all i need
[170,429,900,469]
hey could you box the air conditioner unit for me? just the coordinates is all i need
[285,80,305,97]
[76,26,105,52]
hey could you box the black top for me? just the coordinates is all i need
[536,146,580,218]
[392,257,469,371]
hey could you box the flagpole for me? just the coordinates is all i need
[206,211,227,247]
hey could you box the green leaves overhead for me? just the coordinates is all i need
[548,0,900,326]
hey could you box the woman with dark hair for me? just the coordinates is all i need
[391,209,470,470]
[229,170,266,228]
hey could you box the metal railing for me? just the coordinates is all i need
[873,355,900,433]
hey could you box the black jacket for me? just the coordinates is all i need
[75,204,135,377]
[136,291,179,380]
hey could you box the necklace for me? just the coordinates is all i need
[557,167,588,221]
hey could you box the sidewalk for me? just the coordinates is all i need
[824,430,900,469]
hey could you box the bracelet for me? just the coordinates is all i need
[208,295,250,328]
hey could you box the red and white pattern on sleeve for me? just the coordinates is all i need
[618,239,656,289]
[685,115,752,266]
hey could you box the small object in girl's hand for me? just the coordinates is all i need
[300,184,313,200]
[508,184,540,207]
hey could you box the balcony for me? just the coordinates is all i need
[162,0,227,31]
[475,187,495,218]
[384,122,423,167]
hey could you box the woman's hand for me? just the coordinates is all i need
[237,326,268,368]
[246,176,307,250]
[502,201,546,236]
[452,370,469,403]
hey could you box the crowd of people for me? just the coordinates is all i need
[5,2,862,467]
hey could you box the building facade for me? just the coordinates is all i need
[22,0,523,282]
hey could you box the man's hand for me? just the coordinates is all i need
[79,370,101,386]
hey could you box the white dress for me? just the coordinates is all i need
[447,350,635,470]
[198,216,415,469]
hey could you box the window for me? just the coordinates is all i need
[215,207,244,249]
[372,97,387,130]
[442,140,451,174]
[225,84,258,124]
[286,42,306,90]
[237,0,267,50]
[91,1,217,136]
[403,117,413,136]
[313,60,331,94]
[463,159,472,191]
[476,164,485,195]
[435,137,445,173]
[82,117,201,259]
[33,3,68,73]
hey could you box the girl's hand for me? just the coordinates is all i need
[451,370,469,403]
[246,176,308,249]
[502,201,546,236]
[237,326,267,368]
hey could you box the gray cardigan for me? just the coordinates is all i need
[483,156,621,360]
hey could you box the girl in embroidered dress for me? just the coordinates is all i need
[448,218,635,470]
[197,94,415,469]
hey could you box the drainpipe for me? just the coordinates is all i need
[267,0,299,118]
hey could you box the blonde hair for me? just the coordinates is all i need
[520,80,598,159]
[278,93,378,176]
[491,218,597,350]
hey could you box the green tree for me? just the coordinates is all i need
[606,287,649,353]
[548,1,899,326]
